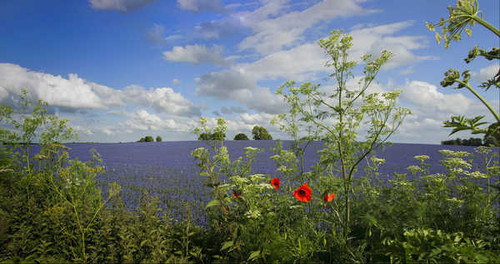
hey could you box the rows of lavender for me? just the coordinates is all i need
[62,141,495,225]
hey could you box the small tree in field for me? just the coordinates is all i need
[156,136,162,142]
[234,133,249,140]
[251,126,272,140]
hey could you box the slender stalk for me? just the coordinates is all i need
[471,15,500,37]
[456,79,500,123]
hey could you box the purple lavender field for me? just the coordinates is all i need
[56,140,496,223]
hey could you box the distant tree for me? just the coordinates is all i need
[441,137,483,146]
[198,132,226,141]
[156,136,162,142]
[252,126,272,140]
[211,131,226,141]
[234,133,249,140]
[484,133,498,146]
[138,137,146,142]
[198,132,211,141]
[144,136,154,142]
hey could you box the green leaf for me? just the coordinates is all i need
[221,240,234,251]
[205,199,220,209]
[248,250,260,261]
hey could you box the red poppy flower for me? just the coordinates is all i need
[232,191,240,199]
[323,192,335,202]
[270,177,280,190]
[293,183,312,202]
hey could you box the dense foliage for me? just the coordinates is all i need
[441,137,483,146]
[234,133,250,140]
[198,131,226,141]
[251,126,272,140]
[138,136,155,142]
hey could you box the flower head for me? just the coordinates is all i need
[270,177,280,190]
[323,192,335,202]
[232,191,240,199]
[293,183,312,202]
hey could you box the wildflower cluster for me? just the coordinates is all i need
[231,177,335,204]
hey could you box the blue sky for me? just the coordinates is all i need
[0,0,498,143]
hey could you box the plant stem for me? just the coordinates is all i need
[471,16,500,38]
[457,80,500,123]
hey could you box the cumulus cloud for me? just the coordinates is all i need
[238,0,373,55]
[401,80,472,115]
[228,21,432,85]
[122,85,201,116]
[177,0,226,13]
[235,42,325,81]
[195,70,285,114]
[394,80,497,143]
[349,22,436,69]
[124,109,198,132]
[196,70,256,99]
[89,0,157,12]
[0,63,120,109]
[472,63,500,83]
[163,44,229,65]
[0,63,200,118]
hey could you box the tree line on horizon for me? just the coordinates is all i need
[198,125,273,141]
[138,136,162,142]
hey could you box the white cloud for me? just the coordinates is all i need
[101,128,115,136]
[238,0,373,55]
[89,0,157,12]
[394,80,497,143]
[195,70,285,114]
[230,21,433,84]
[177,0,225,13]
[72,125,94,136]
[163,44,229,66]
[196,71,283,113]
[196,70,257,99]
[122,85,201,116]
[235,42,325,81]
[472,63,500,83]
[401,80,472,115]
[0,63,117,109]
[0,63,200,118]
[125,109,197,132]
[349,22,436,69]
